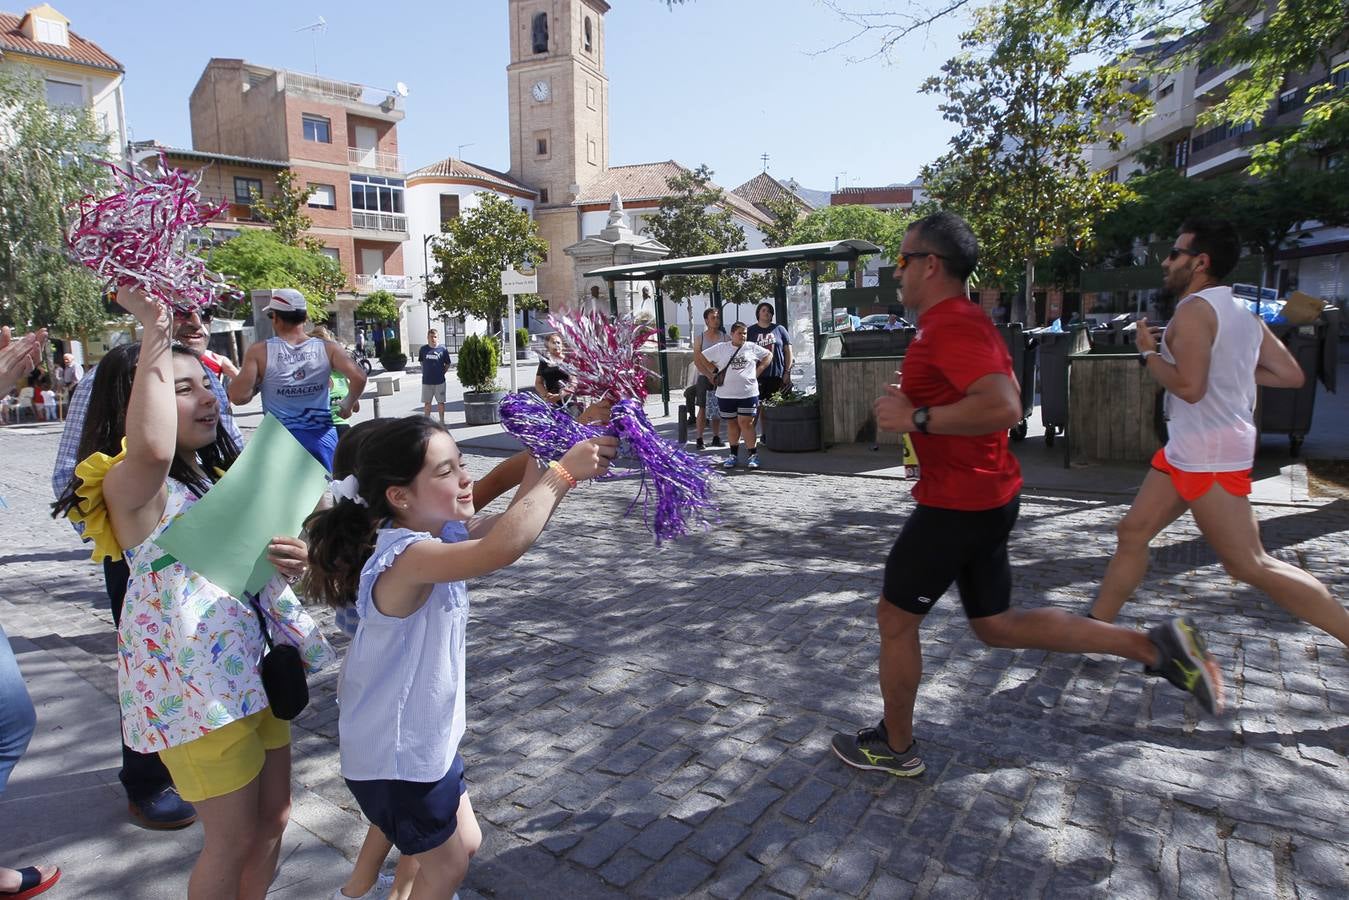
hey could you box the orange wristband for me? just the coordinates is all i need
[548,460,577,489]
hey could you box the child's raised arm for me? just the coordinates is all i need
[102,288,179,545]
[375,437,617,616]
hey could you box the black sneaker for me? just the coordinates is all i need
[831,724,924,777]
[695,437,705,450]
[711,435,724,447]
[1146,617,1224,715]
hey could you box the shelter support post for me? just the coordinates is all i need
[608,281,619,318]
[774,267,787,328]
[653,276,670,417]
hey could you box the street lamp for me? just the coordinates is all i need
[422,232,450,350]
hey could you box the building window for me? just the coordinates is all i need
[587,82,596,110]
[302,114,331,143]
[439,194,460,225]
[234,177,263,204]
[350,174,405,214]
[539,188,549,204]
[319,247,340,264]
[1174,137,1189,169]
[1105,166,1119,184]
[535,133,549,157]
[34,17,68,46]
[1157,82,1174,99]
[43,79,82,108]
[531,12,549,54]
[307,183,336,209]
[587,137,597,165]
[584,17,593,52]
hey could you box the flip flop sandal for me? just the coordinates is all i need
[3,866,61,900]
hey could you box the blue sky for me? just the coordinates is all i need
[55,0,969,192]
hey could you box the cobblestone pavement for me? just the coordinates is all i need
[2,423,1346,898]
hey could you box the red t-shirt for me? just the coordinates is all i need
[902,297,1022,510]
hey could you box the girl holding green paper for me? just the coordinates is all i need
[53,286,335,900]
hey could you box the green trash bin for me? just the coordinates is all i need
[1258,320,1327,456]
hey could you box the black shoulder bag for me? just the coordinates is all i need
[247,593,310,720]
[710,343,744,388]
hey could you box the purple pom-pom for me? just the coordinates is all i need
[499,392,719,543]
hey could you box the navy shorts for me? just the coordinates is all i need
[717,395,758,419]
[881,498,1020,619]
[345,754,467,855]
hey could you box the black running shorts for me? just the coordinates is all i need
[881,497,1020,619]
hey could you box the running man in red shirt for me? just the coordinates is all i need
[832,212,1224,778]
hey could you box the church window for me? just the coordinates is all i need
[531,12,549,54]
[535,132,550,158]
[539,188,549,204]
[587,137,597,165]
[587,83,596,110]
[584,17,593,52]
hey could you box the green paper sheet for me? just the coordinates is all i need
[155,414,330,597]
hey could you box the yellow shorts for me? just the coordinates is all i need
[158,708,291,802]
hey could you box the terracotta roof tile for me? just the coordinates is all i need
[732,172,814,212]
[0,12,122,72]
[575,161,772,227]
[407,156,536,196]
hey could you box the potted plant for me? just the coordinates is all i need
[457,334,503,425]
[378,337,408,373]
[761,388,821,452]
[515,326,532,360]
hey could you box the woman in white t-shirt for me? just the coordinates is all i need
[697,322,771,470]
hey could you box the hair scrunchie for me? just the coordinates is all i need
[329,474,367,506]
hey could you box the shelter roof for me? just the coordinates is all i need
[585,239,882,280]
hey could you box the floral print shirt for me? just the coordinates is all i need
[117,479,335,752]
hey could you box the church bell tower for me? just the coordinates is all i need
[506,1,611,308]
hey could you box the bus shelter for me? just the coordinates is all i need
[584,239,881,419]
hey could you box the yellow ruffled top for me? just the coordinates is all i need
[68,438,128,562]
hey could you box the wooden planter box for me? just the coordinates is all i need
[762,403,821,452]
[463,390,504,426]
[1066,351,1163,465]
[840,330,913,357]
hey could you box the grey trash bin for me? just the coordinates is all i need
[1034,325,1090,446]
[997,323,1036,441]
[1258,320,1327,456]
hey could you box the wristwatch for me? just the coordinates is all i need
[1138,350,1158,367]
[911,406,931,434]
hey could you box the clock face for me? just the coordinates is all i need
[532,80,551,102]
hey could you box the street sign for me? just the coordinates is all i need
[500,266,538,294]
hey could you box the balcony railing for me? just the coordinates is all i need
[354,273,413,294]
[281,70,405,113]
[351,210,408,234]
[347,146,404,173]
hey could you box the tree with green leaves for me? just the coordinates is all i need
[427,192,549,329]
[789,203,913,281]
[207,229,343,320]
[355,289,400,322]
[252,169,321,250]
[642,164,748,314]
[919,0,1145,323]
[760,196,807,249]
[0,67,113,337]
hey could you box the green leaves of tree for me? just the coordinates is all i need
[643,165,748,303]
[207,230,342,320]
[427,193,549,324]
[0,67,112,335]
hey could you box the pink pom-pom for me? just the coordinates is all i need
[67,155,228,311]
[548,311,657,404]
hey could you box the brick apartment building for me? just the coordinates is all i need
[187,58,411,342]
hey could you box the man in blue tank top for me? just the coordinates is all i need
[229,289,368,470]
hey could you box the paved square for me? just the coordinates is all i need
[2,424,1345,898]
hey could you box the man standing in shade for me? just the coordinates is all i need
[229,289,367,470]
[831,211,1225,779]
[419,329,450,424]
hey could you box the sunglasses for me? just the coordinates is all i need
[173,306,216,323]
[896,251,946,270]
[1166,247,1200,261]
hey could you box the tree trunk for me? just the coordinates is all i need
[1024,257,1037,328]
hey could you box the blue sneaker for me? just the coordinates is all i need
[746,453,761,469]
[723,453,738,469]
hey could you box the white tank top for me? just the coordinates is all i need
[1161,286,1263,471]
[262,337,332,432]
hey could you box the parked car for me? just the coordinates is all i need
[859,313,911,330]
